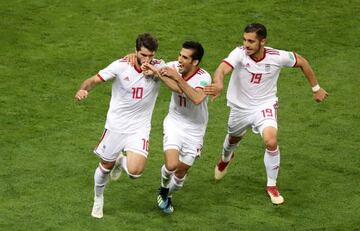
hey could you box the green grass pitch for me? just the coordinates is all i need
[1,0,359,230]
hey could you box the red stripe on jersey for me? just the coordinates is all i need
[197,69,205,75]
[97,74,105,82]
[266,51,280,54]
[184,67,200,81]
[222,60,234,69]
[265,49,280,56]
[265,48,279,53]
[265,52,280,56]
[250,52,266,63]
[134,65,142,73]
[293,52,298,67]
[119,57,128,62]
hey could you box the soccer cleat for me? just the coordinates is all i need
[91,196,104,218]
[162,197,174,214]
[110,152,124,181]
[157,187,169,209]
[267,186,284,205]
[214,153,234,180]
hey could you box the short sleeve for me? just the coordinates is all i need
[223,47,244,69]
[98,60,126,81]
[194,71,212,90]
[278,50,297,67]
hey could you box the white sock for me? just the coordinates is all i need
[94,164,110,198]
[222,134,239,162]
[264,146,280,186]
[161,165,174,188]
[120,156,129,175]
[169,175,186,195]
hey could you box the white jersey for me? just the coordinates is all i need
[224,46,297,109]
[165,61,212,136]
[97,58,165,133]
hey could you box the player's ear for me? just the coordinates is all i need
[192,59,199,66]
[260,38,266,46]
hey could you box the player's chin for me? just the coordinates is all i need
[246,50,253,55]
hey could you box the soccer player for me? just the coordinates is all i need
[139,41,211,213]
[74,33,164,218]
[204,23,328,205]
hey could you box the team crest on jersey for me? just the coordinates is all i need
[200,80,208,87]
[288,52,295,61]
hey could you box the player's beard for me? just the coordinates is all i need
[249,44,262,58]
[137,57,142,66]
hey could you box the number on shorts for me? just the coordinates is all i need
[261,108,273,118]
[142,138,149,151]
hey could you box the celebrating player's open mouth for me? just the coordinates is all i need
[178,63,184,73]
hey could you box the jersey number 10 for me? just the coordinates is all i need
[132,87,143,99]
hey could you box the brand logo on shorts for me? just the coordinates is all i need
[123,76,130,81]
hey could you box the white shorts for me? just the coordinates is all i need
[94,129,150,162]
[163,117,204,166]
[228,101,279,137]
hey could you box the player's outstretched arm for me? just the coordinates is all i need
[294,53,329,103]
[75,75,103,101]
[204,62,232,101]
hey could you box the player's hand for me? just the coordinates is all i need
[313,88,329,102]
[124,53,137,66]
[160,67,180,80]
[204,83,223,101]
[142,62,157,76]
[75,89,88,101]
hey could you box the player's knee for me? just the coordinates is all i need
[165,162,177,172]
[228,135,243,144]
[100,160,115,170]
[175,170,187,179]
[265,138,278,151]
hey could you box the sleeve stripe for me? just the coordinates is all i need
[292,52,298,67]
[97,73,105,82]
[222,60,234,69]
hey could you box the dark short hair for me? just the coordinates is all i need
[182,41,204,64]
[244,23,267,40]
[136,33,158,52]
